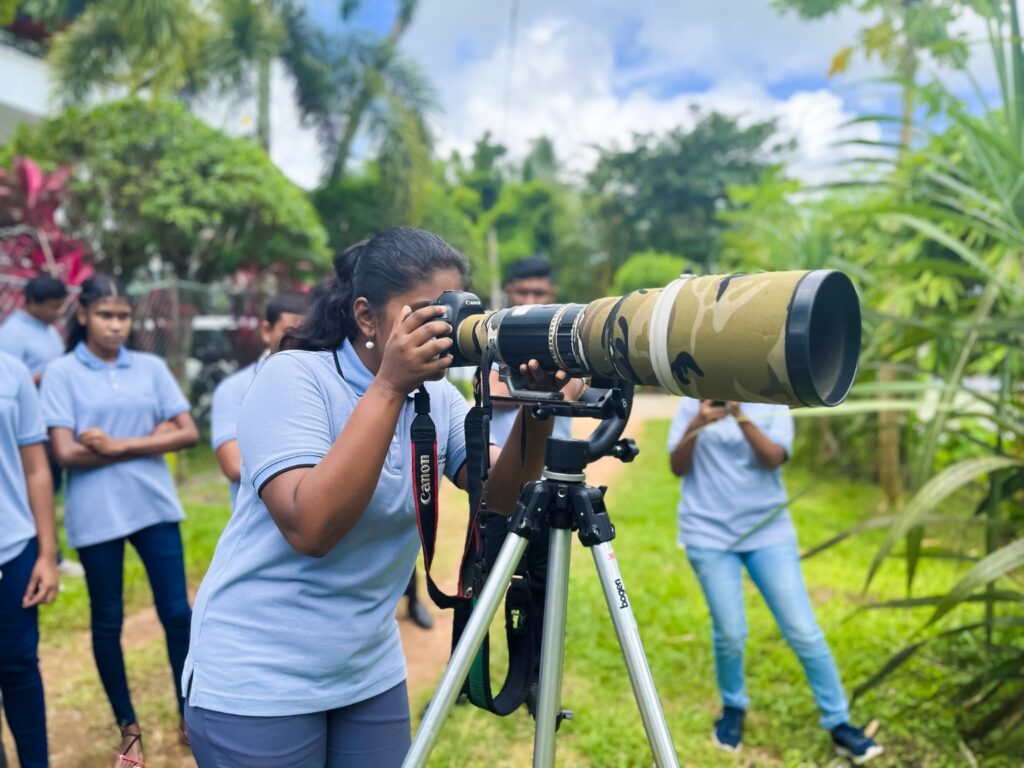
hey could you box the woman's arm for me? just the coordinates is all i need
[79,413,199,459]
[260,305,455,558]
[729,402,787,469]
[20,442,59,607]
[669,400,721,476]
[215,440,242,483]
[51,416,198,467]
[49,426,122,468]
[260,382,407,557]
[456,360,578,514]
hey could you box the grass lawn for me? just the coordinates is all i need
[419,420,1011,767]
[30,423,1014,766]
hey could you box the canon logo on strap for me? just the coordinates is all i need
[418,453,433,504]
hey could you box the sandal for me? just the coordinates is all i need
[116,723,144,767]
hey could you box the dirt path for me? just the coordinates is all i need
[5,396,677,767]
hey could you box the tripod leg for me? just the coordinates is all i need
[532,526,573,768]
[403,532,530,768]
[591,541,680,768]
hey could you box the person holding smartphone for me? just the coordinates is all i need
[668,398,882,764]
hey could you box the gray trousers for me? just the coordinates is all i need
[185,681,410,768]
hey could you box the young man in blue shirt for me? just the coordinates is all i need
[0,275,67,385]
[210,291,312,507]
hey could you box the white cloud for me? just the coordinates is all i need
[228,0,996,188]
[411,11,879,184]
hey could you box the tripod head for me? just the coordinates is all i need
[492,370,639,467]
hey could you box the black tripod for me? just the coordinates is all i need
[403,384,680,768]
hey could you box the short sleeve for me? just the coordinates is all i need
[151,357,191,421]
[443,383,470,482]
[763,405,795,458]
[239,353,340,492]
[15,362,45,446]
[667,397,698,452]
[40,363,76,430]
[210,374,244,450]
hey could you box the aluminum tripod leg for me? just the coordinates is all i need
[402,532,530,768]
[592,541,679,768]
[532,526,573,768]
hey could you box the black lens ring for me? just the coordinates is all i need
[784,270,861,407]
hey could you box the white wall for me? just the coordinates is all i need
[0,42,51,142]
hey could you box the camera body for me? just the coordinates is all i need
[433,290,485,366]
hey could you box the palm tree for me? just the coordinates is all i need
[42,0,435,186]
[47,0,208,103]
[324,0,428,184]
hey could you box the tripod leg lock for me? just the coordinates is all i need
[572,486,615,546]
[508,481,550,539]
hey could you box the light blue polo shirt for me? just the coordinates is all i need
[667,398,796,552]
[0,352,47,565]
[210,361,259,506]
[184,339,470,716]
[39,343,191,549]
[0,309,65,376]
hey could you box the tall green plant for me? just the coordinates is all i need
[801,2,1024,755]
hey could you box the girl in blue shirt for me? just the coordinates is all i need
[40,276,199,767]
[0,352,59,768]
[669,398,882,763]
[184,227,570,768]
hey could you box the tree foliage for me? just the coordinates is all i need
[611,251,686,295]
[1,99,329,280]
[586,111,785,284]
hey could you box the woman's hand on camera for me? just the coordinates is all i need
[517,359,575,393]
[376,304,454,398]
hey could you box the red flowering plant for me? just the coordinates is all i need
[0,156,93,288]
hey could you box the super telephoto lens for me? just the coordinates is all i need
[448,269,861,408]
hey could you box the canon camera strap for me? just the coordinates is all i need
[454,351,534,716]
[411,386,478,609]
[409,367,533,716]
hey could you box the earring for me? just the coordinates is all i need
[365,339,375,350]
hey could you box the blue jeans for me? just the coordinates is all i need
[78,522,192,727]
[0,539,48,768]
[686,541,850,729]
[184,681,411,767]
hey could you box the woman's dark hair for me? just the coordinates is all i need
[66,274,130,352]
[287,227,469,352]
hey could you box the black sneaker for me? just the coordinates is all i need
[712,706,744,753]
[832,723,884,765]
[408,600,434,629]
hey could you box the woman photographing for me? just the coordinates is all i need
[184,227,572,767]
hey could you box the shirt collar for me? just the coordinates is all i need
[74,341,131,370]
[335,338,415,399]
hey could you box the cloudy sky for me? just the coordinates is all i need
[213,0,993,189]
